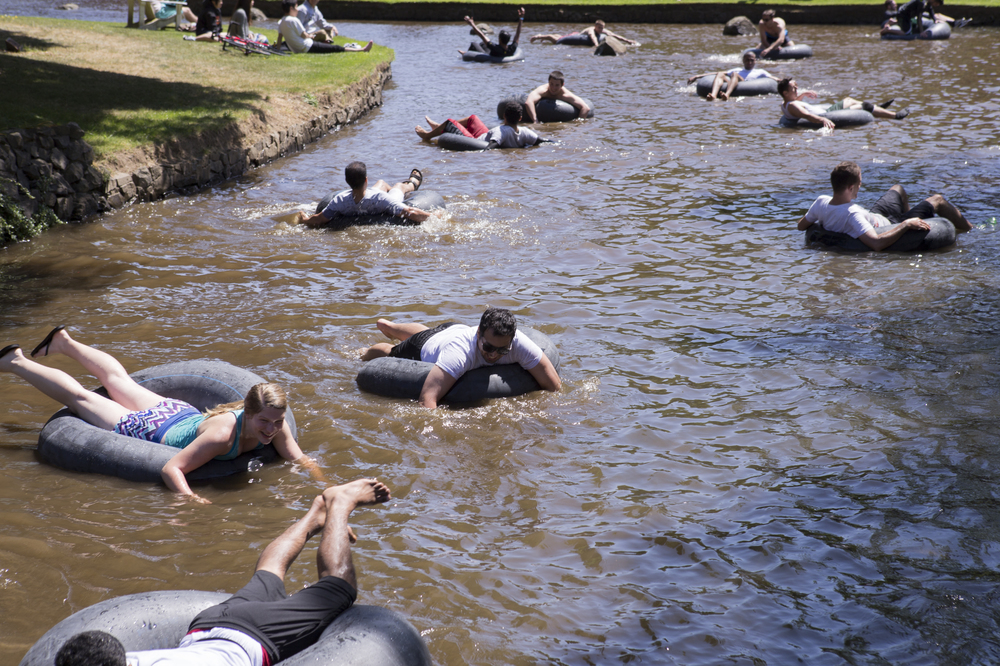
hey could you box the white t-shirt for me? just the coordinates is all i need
[484,124,541,148]
[320,188,405,218]
[804,195,892,238]
[729,67,771,80]
[421,325,544,379]
[126,628,264,666]
[279,15,312,53]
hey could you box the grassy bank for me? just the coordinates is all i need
[0,17,392,159]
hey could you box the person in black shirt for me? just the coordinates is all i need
[881,0,943,35]
[461,7,524,58]
[195,0,223,41]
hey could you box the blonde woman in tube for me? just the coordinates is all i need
[0,326,322,503]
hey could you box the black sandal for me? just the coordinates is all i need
[407,168,423,191]
[0,344,20,360]
[30,325,66,358]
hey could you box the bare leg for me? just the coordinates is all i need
[927,193,972,232]
[371,179,391,193]
[376,318,428,342]
[890,184,909,211]
[181,7,197,22]
[872,106,897,119]
[415,117,446,141]
[707,72,726,101]
[722,74,740,101]
[530,34,562,43]
[317,479,391,588]
[40,328,162,412]
[391,181,415,197]
[0,346,130,429]
[255,494,329,580]
[361,343,394,361]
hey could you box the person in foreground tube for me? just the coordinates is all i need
[796,161,973,251]
[361,307,561,409]
[0,327,317,503]
[778,78,908,130]
[295,161,435,226]
[54,478,391,666]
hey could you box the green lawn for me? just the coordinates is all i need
[0,17,393,158]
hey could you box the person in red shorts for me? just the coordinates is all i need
[414,114,490,141]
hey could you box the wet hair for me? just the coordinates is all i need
[345,161,367,189]
[498,29,511,45]
[56,631,126,666]
[479,307,517,338]
[204,383,288,419]
[595,20,605,28]
[503,101,522,124]
[830,161,862,192]
[549,70,565,83]
[281,0,296,14]
[762,9,776,19]
[743,51,757,65]
[777,77,794,97]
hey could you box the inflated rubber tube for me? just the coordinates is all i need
[461,41,525,63]
[746,44,813,59]
[19,591,432,666]
[695,74,778,97]
[357,326,560,403]
[437,132,490,151]
[36,361,293,483]
[313,189,446,229]
[881,18,951,39]
[805,216,956,252]
[779,109,874,128]
[555,32,603,46]
[498,93,595,122]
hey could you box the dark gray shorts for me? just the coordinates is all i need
[388,322,458,361]
[870,187,935,224]
[187,571,356,662]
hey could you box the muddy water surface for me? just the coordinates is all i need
[2,11,1000,666]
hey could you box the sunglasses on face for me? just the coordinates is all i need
[480,338,512,356]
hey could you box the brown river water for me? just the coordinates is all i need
[2,8,1000,665]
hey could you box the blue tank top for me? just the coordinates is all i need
[160,409,266,460]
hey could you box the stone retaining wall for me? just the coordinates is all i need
[1,62,391,225]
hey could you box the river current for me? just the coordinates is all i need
[2,10,1000,665]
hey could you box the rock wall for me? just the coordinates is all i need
[1,62,391,225]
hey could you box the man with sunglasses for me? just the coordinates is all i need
[361,307,561,409]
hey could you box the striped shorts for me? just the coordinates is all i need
[113,398,200,443]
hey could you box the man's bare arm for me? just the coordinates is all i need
[419,365,459,408]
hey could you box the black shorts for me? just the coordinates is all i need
[388,322,458,361]
[187,571,356,662]
[870,187,935,224]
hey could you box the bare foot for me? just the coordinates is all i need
[376,318,394,338]
[424,116,442,131]
[32,326,71,358]
[362,40,373,52]
[706,93,716,101]
[322,478,391,511]
[304,493,328,539]
[415,126,433,140]
[719,92,729,101]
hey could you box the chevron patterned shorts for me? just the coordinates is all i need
[113,398,200,443]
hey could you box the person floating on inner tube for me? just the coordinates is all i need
[484,103,546,148]
[0,327,319,503]
[757,9,794,58]
[686,51,778,101]
[795,161,973,251]
[415,114,490,142]
[778,78,908,131]
[459,6,523,59]
[295,161,436,227]
[524,70,591,123]
[530,19,638,47]
[361,307,561,409]
[881,0,944,36]
[53,478,391,666]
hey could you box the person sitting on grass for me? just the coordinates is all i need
[459,7,524,58]
[415,114,490,142]
[796,160,972,251]
[778,78,907,131]
[686,51,778,101]
[298,0,339,43]
[295,161,436,227]
[530,19,638,47]
[194,0,223,41]
[524,71,591,123]
[228,0,268,44]
[276,0,372,53]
